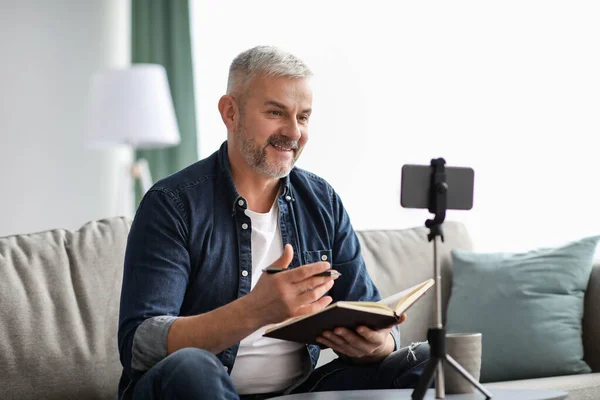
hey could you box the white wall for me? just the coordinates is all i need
[192,0,600,254]
[0,0,131,237]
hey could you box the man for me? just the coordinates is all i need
[118,45,429,400]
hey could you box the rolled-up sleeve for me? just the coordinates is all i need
[117,188,191,377]
[131,316,179,371]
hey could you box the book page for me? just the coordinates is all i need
[390,279,435,314]
[377,279,434,310]
[336,301,392,312]
[335,302,395,316]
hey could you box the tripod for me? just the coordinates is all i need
[411,158,492,400]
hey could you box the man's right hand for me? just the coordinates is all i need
[246,244,339,326]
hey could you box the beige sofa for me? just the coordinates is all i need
[0,217,598,399]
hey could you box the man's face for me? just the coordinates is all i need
[233,75,313,179]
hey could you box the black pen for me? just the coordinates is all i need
[262,267,341,278]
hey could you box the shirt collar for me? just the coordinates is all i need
[217,141,293,216]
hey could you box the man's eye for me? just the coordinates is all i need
[269,110,283,116]
[299,115,309,122]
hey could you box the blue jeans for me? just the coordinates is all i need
[132,343,430,400]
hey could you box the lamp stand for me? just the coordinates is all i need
[115,158,153,218]
[131,158,153,194]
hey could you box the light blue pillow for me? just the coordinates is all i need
[446,235,599,383]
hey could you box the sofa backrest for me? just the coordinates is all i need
[0,217,131,400]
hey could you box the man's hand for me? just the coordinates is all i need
[246,244,340,327]
[316,314,407,364]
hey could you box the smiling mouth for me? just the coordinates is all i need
[270,143,295,152]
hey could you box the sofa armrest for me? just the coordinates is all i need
[583,262,600,372]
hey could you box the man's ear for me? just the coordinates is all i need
[218,95,239,132]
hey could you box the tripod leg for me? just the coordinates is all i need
[435,362,445,399]
[445,355,493,399]
[411,357,439,400]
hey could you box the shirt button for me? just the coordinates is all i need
[285,195,292,201]
[241,223,248,230]
[241,270,248,277]
[321,254,328,261]
[238,199,245,207]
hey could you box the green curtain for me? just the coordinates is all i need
[131,0,198,205]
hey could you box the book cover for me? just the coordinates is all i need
[263,279,434,346]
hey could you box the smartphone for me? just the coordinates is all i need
[400,164,475,210]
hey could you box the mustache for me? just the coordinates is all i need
[268,135,299,150]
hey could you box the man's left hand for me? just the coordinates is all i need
[315,314,407,364]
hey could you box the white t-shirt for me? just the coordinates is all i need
[229,200,306,395]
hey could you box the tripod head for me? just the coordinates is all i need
[425,158,448,243]
[400,157,474,243]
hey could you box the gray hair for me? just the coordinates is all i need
[226,46,313,98]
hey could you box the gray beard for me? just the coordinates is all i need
[235,126,298,179]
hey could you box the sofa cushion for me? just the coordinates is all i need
[0,217,131,400]
[446,235,599,383]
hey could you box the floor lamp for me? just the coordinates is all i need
[86,64,181,217]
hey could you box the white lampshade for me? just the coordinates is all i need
[86,64,180,148]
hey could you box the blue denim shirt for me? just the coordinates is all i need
[117,141,400,398]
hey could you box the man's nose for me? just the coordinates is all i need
[282,118,302,141]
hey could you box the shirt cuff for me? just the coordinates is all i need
[131,316,179,372]
[391,325,401,352]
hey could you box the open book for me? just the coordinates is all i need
[263,279,435,346]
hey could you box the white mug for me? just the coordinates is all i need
[443,333,483,394]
